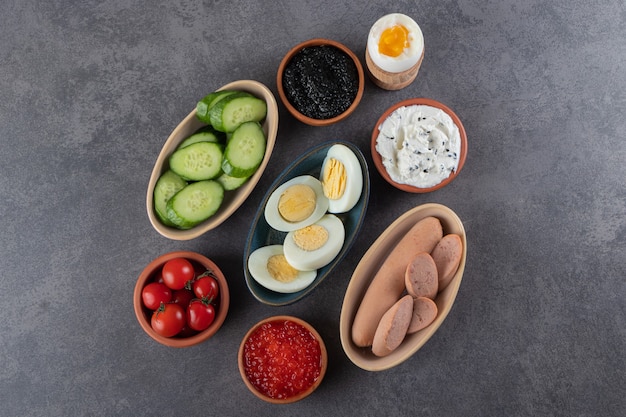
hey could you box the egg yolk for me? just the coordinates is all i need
[266,254,299,282]
[278,184,316,222]
[321,158,346,200]
[292,224,329,251]
[378,24,409,57]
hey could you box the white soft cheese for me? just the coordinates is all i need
[375,105,461,188]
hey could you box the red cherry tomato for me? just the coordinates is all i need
[192,272,219,301]
[186,299,216,331]
[151,302,185,337]
[142,282,173,310]
[162,258,195,290]
[171,289,194,308]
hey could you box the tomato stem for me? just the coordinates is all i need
[197,269,215,279]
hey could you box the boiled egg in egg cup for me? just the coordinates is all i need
[244,141,370,306]
[365,13,424,90]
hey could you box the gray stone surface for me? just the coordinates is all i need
[1,0,624,416]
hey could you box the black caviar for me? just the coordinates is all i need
[282,45,360,120]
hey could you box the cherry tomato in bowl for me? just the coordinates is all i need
[192,272,220,301]
[141,282,173,310]
[133,251,230,348]
[151,302,186,337]
[162,257,195,290]
[171,288,194,308]
[187,299,216,331]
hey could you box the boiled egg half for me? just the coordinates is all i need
[367,13,423,73]
[319,144,363,213]
[247,245,317,293]
[284,213,345,271]
[264,175,329,232]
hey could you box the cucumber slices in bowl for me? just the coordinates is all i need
[151,87,269,231]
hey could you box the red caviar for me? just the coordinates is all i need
[242,319,322,400]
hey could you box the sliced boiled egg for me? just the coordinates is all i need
[367,13,423,73]
[248,245,317,293]
[283,214,345,271]
[264,175,329,232]
[319,144,363,213]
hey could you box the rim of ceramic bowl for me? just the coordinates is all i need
[277,38,364,126]
[133,250,230,347]
[238,315,328,403]
[370,98,468,193]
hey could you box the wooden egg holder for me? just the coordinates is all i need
[365,48,424,91]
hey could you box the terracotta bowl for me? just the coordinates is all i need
[238,315,328,403]
[371,98,468,193]
[277,38,364,126]
[133,251,230,348]
[146,80,279,240]
[339,203,467,371]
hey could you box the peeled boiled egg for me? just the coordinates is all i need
[247,244,317,293]
[264,175,329,232]
[319,144,363,213]
[283,214,345,271]
[367,13,423,73]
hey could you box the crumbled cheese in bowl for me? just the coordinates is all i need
[375,104,461,188]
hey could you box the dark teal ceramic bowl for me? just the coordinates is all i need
[243,140,370,306]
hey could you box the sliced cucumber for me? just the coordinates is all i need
[178,130,224,149]
[169,141,224,181]
[221,121,266,178]
[153,170,188,226]
[209,92,267,133]
[165,180,224,229]
[216,172,250,191]
[196,90,240,124]
[180,125,226,148]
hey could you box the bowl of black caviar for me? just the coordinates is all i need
[277,39,364,126]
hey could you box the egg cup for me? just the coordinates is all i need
[365,47,424,90]
[365,13,425,91]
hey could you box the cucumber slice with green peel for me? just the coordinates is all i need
[165,180,225,229]
[153,170,188,226]
[169,141,224,181]
[196,90,241,124]
[221,121,266,178]
[209,92,267,133]
[178,129,225,149]
[216,172,250,191]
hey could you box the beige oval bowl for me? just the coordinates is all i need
[146,80,279,240]
[339,203,467,371]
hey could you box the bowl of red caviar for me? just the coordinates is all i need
[238,315,328,403]
[277,38,364,126]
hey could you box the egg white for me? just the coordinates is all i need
[247,245,317,293]
[367,13,423,73]
[283,214,345,271]
[264,175,329,232]
[320,144,363,214]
